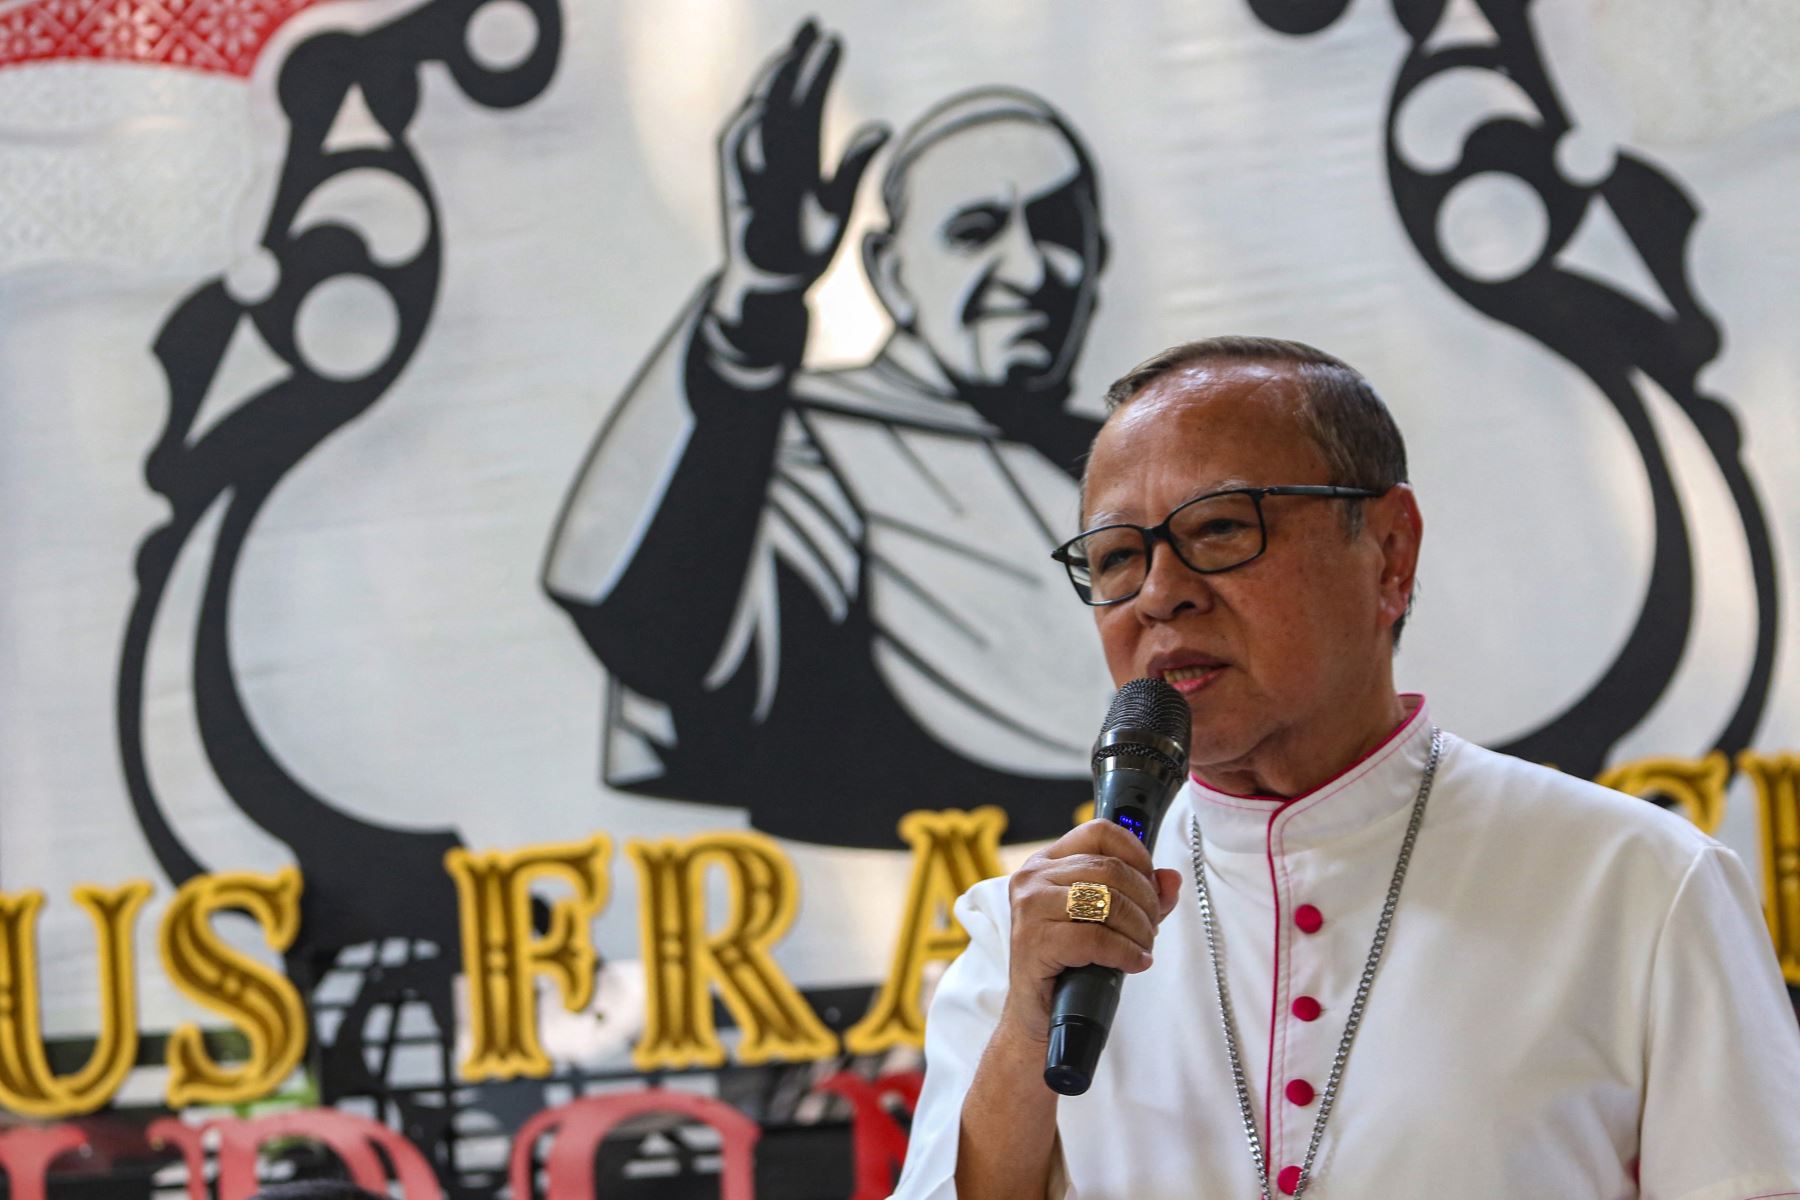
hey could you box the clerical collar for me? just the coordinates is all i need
[1182,696,1434,855]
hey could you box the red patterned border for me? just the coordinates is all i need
[0,0,329,77]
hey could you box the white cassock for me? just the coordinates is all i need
[892,699,1800,1199]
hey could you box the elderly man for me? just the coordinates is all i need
[543,23,1114,846]
[893,337,1800,1198]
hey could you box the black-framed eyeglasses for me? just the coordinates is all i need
[1050,485,1387,606]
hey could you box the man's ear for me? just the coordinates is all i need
[1374,484,1423,631]
[864,229,915,328]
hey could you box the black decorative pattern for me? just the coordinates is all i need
[1251,0,1779,778]
[119,0,560,1190]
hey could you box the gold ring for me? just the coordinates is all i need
[1066,881,1111,924]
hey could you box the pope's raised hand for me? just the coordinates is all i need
[999,819,1183,1043]
[715,22,890,301]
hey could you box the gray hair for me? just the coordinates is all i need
[1098,335,1414,642]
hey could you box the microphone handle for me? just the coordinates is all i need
[1044,964,1122,1095]
[1042,760,1176,1096]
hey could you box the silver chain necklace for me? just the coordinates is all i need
[1188,726,1442,1200]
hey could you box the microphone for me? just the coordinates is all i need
[1043,677,1191,1096]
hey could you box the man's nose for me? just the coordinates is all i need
[991,207,1047,293]
[1133,538,1213,621]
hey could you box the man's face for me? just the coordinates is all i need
[886,119,1102,392]
[1083,363,1416,786]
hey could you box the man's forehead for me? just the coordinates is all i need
[1107,362,1306,443]
[1082,362,1319,518]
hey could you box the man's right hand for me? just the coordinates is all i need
[950,821,1182,1200]
[711,21,890,339]
[998,819,1183,1045]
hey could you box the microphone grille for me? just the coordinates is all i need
[1102,678,1192,755]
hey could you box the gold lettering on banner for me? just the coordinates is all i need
[444,836,611,1082]
[628,831,835,1070]
[0,882,151,1117]
[1740,752,1800,986]
[160,868,305,1107]
[844,808,1007,1055]
[1596,752,1730,833]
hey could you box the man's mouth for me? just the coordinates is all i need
[1155,662,1227,695]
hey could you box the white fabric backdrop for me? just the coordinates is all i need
[1,0,1796,1060]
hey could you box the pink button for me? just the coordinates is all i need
[1278,1165,1303,1195]
[1285,1078,1316,1106]
[1291,995,1322,1022]
[1294,904,1324,933]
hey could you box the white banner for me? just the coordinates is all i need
[1,0,1796,1185]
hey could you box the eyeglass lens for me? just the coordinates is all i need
[1068,492,1266,603]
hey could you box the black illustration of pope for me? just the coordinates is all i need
[543,24,1116,847]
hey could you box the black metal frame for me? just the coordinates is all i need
[1050,484,1385,605]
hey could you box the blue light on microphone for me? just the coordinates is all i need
[1115,810,1148,842]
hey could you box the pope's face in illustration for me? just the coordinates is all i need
[876,118,1105,394]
